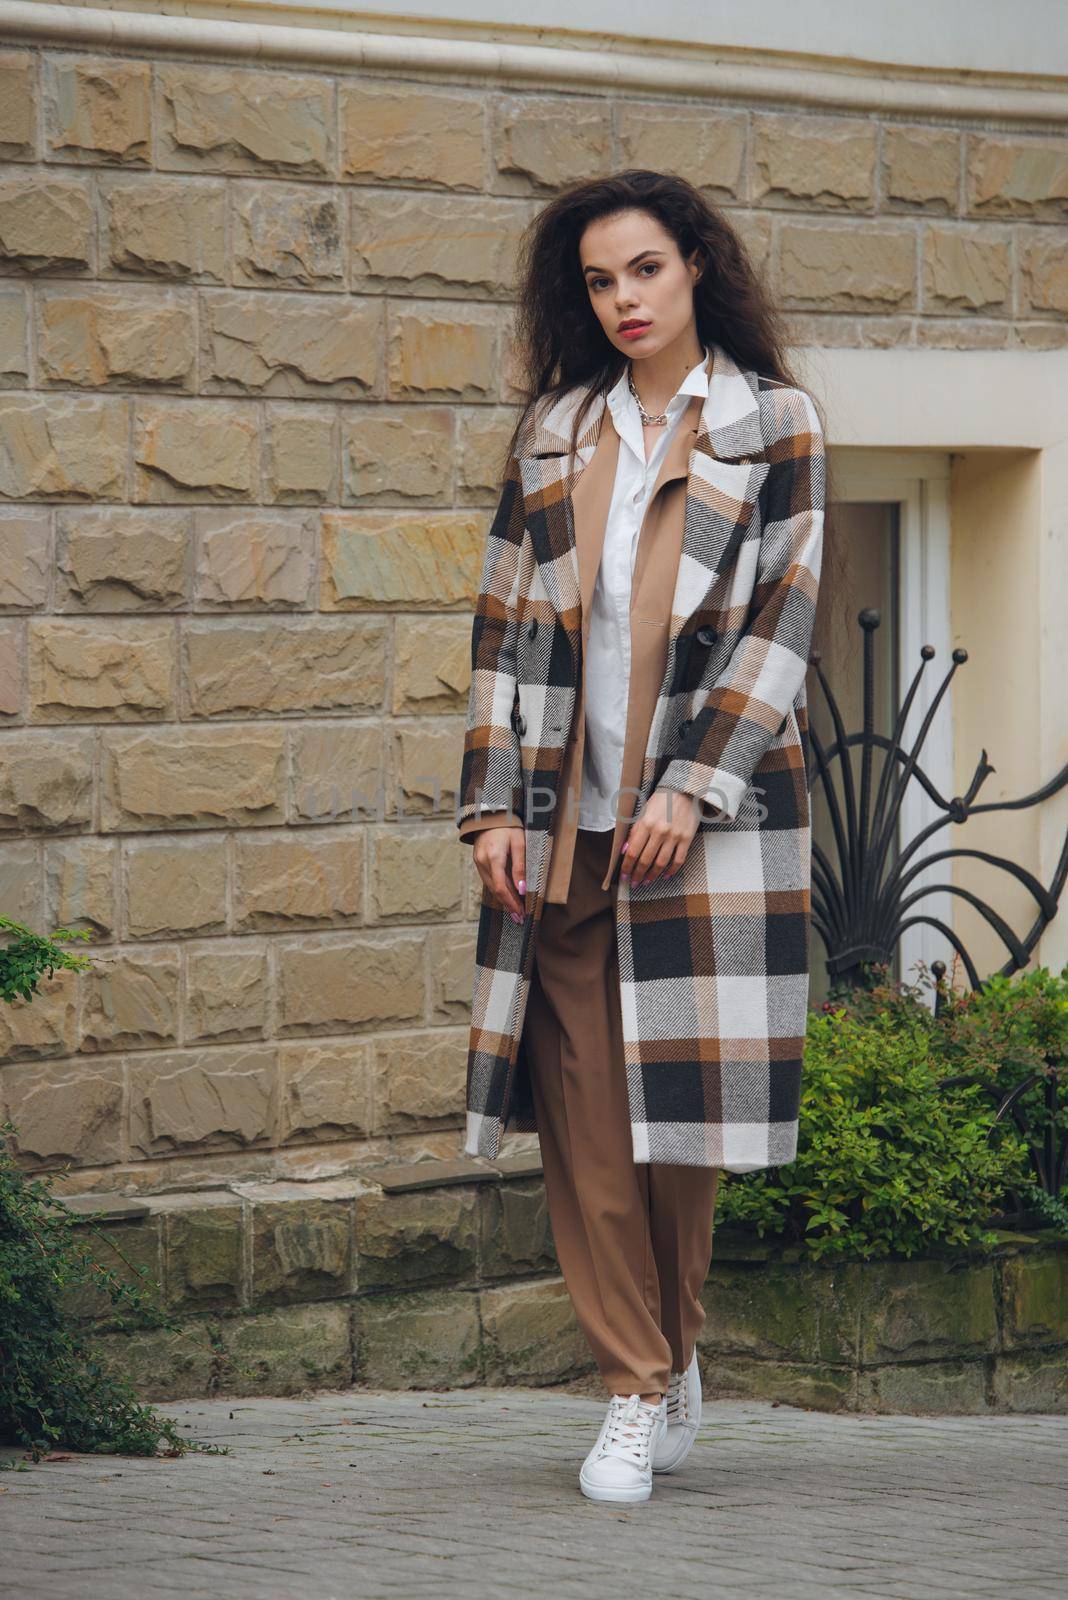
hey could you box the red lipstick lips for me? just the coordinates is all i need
[619,320,651,340]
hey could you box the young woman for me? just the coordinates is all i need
[456,170,827,1504]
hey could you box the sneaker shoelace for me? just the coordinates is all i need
[600,1394,661,1467]
[665,1365,691,1426]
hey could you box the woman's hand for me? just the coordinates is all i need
[472,826,527,922]
[621,788,700,888]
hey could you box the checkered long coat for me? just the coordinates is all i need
[456,343,825,1171]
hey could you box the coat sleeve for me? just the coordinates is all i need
[456,448,528,837]
[654,387,825,825]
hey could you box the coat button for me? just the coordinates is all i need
[515,713,527,737]
[527,617,538,640]
[679,718,692,738]
[696,624,718,646]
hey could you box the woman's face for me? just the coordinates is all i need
[578,208,701,361]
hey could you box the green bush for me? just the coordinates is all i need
[719,974,1032,1260]
[0,917,217,1465]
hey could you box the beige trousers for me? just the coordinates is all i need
[523,824,720,1401]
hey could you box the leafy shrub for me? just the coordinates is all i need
[719,981,1030,1260]
[0,918,215,1465]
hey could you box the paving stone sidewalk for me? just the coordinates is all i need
[1,1388,1066,1599]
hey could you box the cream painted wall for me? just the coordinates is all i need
[805,345,1068,978]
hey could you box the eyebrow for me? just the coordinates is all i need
[582,249,666,277]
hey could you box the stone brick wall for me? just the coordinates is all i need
[1,43,1067,1193]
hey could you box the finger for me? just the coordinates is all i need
[629,833,663,888]
[510,832,527,900]
[491,862,523,922]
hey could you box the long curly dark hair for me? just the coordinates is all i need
[498,167,843,635]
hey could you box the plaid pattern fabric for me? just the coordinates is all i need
[457,343,825,1171]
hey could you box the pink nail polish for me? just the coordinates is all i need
[517,879,526,894]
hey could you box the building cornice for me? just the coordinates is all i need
[2,1,1067,129]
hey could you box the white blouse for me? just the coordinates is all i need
[578,347,712,830]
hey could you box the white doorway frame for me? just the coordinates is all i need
[828,449,954,995]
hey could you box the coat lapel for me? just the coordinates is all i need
[519,343,768,648]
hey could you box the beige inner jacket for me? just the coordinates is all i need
[458,357,710,906]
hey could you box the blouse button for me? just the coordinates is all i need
[696,624,718,646]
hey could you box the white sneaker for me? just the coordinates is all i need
[651,1346,702,1473]
[579,1392,666,1504]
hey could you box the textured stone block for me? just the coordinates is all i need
[195,509,316,607]
[479,1178,556,1279]
[393,617,469,714]
[133,398,257,502]
[233,829,364,929]
[618,104,746,199]
[320,510,483,610]
[966,132,1068,219]
[88,1322,216,1400]
[125,837,228,938]
[355,1183,479,1289]
[264,408,337,503]
[386,304,497,399]
[0,730,94,831]
[44,55,151,167]
[778,221,916,310]
[102,175,227,281]
[37,287,196,389]
[0,287,29,383]
[46,836,117,935]
[57,507,191,612]
[492,95,611,191]
[356,1289,480,1387]
[216,1302,351,1395]
[707,1356,856,1412]
[351,191,525,293]
[200,291,381,397]
[1019,230,1068,317]
[161,1195,244,1311]
[157,64,333,177]
[233,183,343,289]
[0,840,42,927]
[183,618,386,716]
[290,721,384,824]
[430,926,477,1021]
[481,1278,589,1384]
[128,1044,279,1156]
[701,1259,861,1365]
[0,1055,122,1164]
[252,1195,353,1304]
[752,113,876,209]
[1001,1243,1068,1348]
[856,1360,991,1415]
[29,617,175,721]
[858,1257,998,1364]
[992,1349,1068,1413]
[185,942,269,1043]
[57,1216,162,1324]
[0,510,50,608]
[276,931,425,1033]
[0,52,35,161]
[0,395,126,499]
[882,125,961,212]
[0,618,20,717]
[372,1028,466,1131]
[369,825,462,919]
[922,224,1011,313]
[391,718,464,816]
[0,175,94,273]
[278,1039,374,1143]
[79,946,180,1050]
[101,727,286,831]
[341,405,452,502]
[340,83,484,187]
